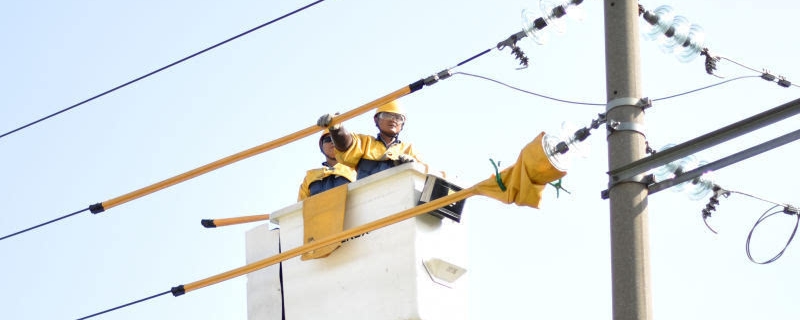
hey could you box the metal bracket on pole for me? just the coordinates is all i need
[607,97,800,185]
[647,128,800,195]
[606,97,650,138]
[601,173,655,199]
[602,122,800,200]
[606,120,647,137]
[606,97,652,112]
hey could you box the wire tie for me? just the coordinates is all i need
[489,159,507,191]
[549,179,571,198]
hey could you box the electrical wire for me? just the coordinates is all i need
[75,289,172,320]
[1,46,489,244]
[651,75,762,101]
[728,190,787,208]
[720,56,765,75]
[718,56,800,89]
[0,62,777,244]
[0,207,89,241]
[704,188,798,264]
[453,71,766,106]
[0,0,327,141]
[456,48,494,67]
[452,71,605,106]
[75,185,480,319]
[745,204,800,264]
[638,4,798,89]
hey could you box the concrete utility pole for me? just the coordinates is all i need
[603,1,653,319]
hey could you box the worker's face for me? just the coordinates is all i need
[321,135,336,159]
[376,112,404,136]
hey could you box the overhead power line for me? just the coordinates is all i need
[0,73,438,242]
[0,0,327,141]
[0,208,89,241]
[453,71,605,106]
[2,67,775,242]
[75,186,480,319]
[76,289,172,320]
[696,187,798,264]
[2,1,571,243]
[453,72,768,106]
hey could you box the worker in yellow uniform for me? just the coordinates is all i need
[317,101,422,180]
[297,129,357,201]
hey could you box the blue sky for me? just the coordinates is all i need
[2,0,800,319]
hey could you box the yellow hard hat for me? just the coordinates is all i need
[375,101,405,117]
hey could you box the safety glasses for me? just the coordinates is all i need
[377,112,405,123]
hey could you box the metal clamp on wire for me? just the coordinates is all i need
[423,69,453,86]
[496,30,527,51]
[496,30,530,69]
[600,173,655,199]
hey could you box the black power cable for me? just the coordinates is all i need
[0,6,580,244]
[746,205,800,264]
[452,71,605,106]
[453,72,766,107]
[75,289,172,320]
[699,188,799,264]
[0,0,327,141]
[0,207,89,241]
[651,75,762,101]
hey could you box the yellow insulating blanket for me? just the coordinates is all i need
[301,183,348,260]
[475,132,567,208]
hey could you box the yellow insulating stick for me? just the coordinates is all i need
[98,85,413,212]
[201,214,270,228]
[172,185,479,296]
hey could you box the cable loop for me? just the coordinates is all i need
[745,205,800,264]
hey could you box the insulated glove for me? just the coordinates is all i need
[396,154,416,164]
[317,113,334,128]
[317,113,341,130]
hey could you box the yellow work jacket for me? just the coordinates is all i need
[297,162,356,201]
[337,133,421,179]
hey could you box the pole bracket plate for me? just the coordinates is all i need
[606,97,652,112]
[606,120,647,137]
[600,173,655,199]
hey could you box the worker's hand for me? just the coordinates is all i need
[396,154,416,164]
[317,113,341,130]
[317,113,334,128]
